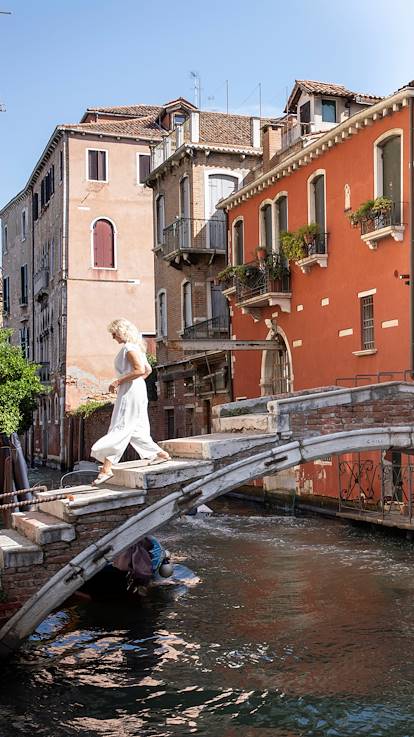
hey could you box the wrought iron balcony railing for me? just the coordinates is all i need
[360,201,404,236]
[235,256,291,304]
[182,313,230,340]
[163,217,227,258]
[303,232,328,256]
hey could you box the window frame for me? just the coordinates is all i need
[373,129,403,201]
[307,169,327,231]
[156,289,167,338]
[232,217,244,266]
[259,199,274,254]
[90,216,117,270]
[321,99,337,124]
[20,264,28,305]
[273,191,288,254]
[3,224,8,254]
[3,275,10,314]
[155,193,165,247]
[360,294,375,350]
[21,208,27,241]
[137,152,151,185]
[86,148,109,183]
[182,280,193,330]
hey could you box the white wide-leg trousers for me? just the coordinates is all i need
[91,378,163,465]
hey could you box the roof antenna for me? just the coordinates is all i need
[190,71,201,109]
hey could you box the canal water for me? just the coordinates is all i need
[2,502,414,737]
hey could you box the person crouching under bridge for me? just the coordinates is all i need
[91,318,170,485]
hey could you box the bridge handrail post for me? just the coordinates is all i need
[380,453,385,520]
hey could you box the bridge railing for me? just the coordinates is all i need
[338,452,414,522]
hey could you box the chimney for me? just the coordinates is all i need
[251,117,261,149]
[262,124,282,171]
[190,112,200,143]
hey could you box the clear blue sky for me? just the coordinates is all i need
[1,0,413,207]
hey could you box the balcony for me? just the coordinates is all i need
[150,118,192,171]
[235,256,292,315]
[37,361,50,384]
[296,233,328,273]
[33,268,49,298]
[162,217,227,267]
[359,202,405,250]
[182,313,230,341]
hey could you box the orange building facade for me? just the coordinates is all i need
[221,82,414,503]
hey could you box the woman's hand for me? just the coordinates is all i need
[109,379,120,393]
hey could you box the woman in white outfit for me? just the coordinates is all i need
[91,318,170,485]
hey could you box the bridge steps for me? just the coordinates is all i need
[159,432,277,460]
[11,511,75,545]
[0,530,43,569]
[110,459,215,490]
[36,485,147,522]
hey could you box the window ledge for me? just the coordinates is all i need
[155,336,166,344]
[352,348,378,356]
[153,244,164,253]
[296,253,328,274]
[361,224,405,250]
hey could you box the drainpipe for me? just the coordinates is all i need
[410,98,414,378]
[30,184,35,468]
[59,134,68,468]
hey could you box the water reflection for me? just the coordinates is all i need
[1,511,414,736]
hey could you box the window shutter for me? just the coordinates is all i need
[139,155,150,183]
[93,219,114,268]
[97,151,106,180]
[88,151,97,180]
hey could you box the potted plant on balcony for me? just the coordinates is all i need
[255,245,267,261]
[348,197,392,228]
[217,265,236,288]
[280,231,306,262]
[298,222,320,246]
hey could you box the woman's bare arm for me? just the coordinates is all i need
[109,350,151,392]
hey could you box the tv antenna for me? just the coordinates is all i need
[190,71,201,109]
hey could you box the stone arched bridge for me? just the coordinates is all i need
[1,380,414,658]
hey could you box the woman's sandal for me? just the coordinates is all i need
[92,470,114,486]
[148,454,171,466]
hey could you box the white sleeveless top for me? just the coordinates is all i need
[114,342,148,378]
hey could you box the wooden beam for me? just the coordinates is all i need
[167,340,282,351]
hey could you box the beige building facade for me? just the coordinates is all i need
[1,103,173,466]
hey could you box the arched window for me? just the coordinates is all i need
[260,203,273,253]
[310,174,325,231]
[274,195,288,253]
[182,281,192,329]
[376,133,402,222]
[93,218,115,268]
[156,194,165,246]
[233,219,244,265]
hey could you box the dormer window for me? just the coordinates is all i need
[322,99,337,123]
[173,113,186,128]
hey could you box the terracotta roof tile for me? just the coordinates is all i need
[199,111,262,146]
[64,116,164,140]
[85,104,163,118]
[286,79,382,112]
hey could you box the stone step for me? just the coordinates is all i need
[160,432,278,460]
[212,413,274,434]
[0,529,43,569]
[12,511,76,545]
[111,459,214,490]
[36,484,146,522]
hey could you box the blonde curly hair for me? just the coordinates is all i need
[107,318,147,351]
